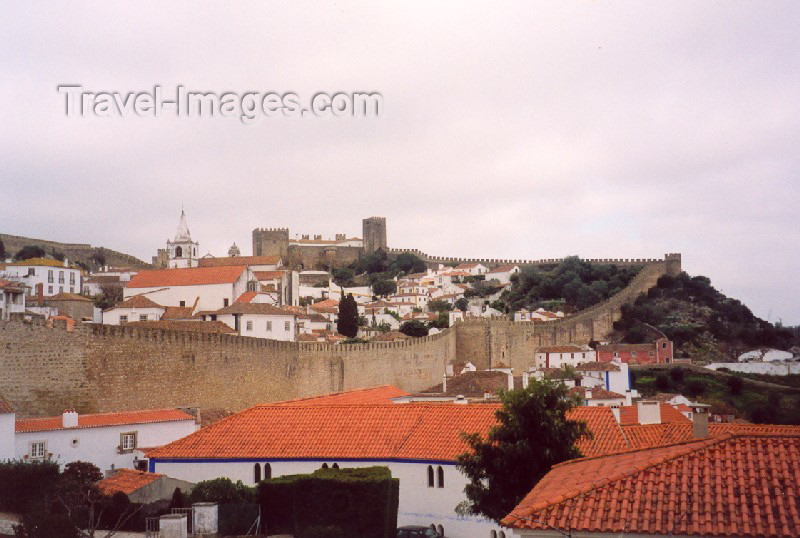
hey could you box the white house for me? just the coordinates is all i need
[124,265,254,313]
[453,263,488,276]
[3,257,83,297]
[147,402,508,538]
[12,408,198,473]
[103,294,167,325]
[0,395,14,460]
[205,302,300,341]
[575,360,638,405]
[568,386,627,407]
[0,278,27,320]
[484,265,520,284]
[534,345,597,369]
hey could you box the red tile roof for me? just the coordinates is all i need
[126,320,236,334]
[160,305,198,320]
[96,469,163,496]
[127,266,247,288]
[0,279,27,291]
[575,362,620,372]
[486,265,518,273]
[273,386,410,406]
[48,292,93,302]
[234,291,257,303]
[621,422,800,450]
[618,402,691,425]
[146,402,627,463]
[568,386,625,400]
[253,270,285,281]
[16,409,195,433]
[198,256,280,268]
[214,303,296,316]
[0,394,14,414]
[502,433,800,537]
[105,294,164,311]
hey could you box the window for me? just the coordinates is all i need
[649,351,654,357]
[491,532,497,538]
[284,321,290,331]
[332,463,339,469]
[69,273,75,285]
[29,441,46,459]
[47,286,53,294]
[179,301,186,307]
[120,315,128,324]
[28,268,35,276]
[59,271,65,284]
[175,246,183,257]
[613,351,619,357]
[437,466,444,488]
[437,525,444,537]
[120,432,137,452]
[70,287,74,293]
[631,351,637,358]
[266,321,272,331]
[321,463,329,469]
[47,270,53,283]
[246,320,253,331]
[264,463,272,479]
[59,286,63,293]
[662,342,668,349]
[139,314,148,321]
[427,465,434,487]
[254,463,261,483]
[223,298,229,307]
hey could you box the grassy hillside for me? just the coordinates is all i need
[633,366,800,425]
[613,272,797,363]
[0,233,150,270]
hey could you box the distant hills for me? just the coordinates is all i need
[0,233,150,270]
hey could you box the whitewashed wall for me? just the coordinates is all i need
[706,362,800,375]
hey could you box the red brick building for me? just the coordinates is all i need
[596,337,673,364]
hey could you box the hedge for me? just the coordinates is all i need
[0,460,60,513]
[259,466,399,538]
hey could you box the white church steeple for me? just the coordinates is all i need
[167,209,199,268]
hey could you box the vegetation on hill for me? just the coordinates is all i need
[497,256,642,313]
[332,250,427,287]
[632,366,800,425]
[614,272,798,362]
[0,233,150,270]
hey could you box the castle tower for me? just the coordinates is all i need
[362,217,387,254]
[252,228,289,258]
[167,210,199,268]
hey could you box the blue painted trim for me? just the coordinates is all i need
[150,457,457,467]
[605,370,610,390]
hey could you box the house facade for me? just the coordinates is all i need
[597,337,674,364]
[534,345,596,369]
[3,258,83,297]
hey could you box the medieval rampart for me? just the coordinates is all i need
[1,255,677,418]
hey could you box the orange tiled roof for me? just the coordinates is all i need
[253,270,285,281]
[618,402,691,425]
[48,292,93,302]
[273,386,410,406]
[127,266,247,288]
[160,306,198,320]
[502,433,800,536]
[0,279,27,291]
[575,362,620,372]
[198,256,280,268]
[622,422,800,450]
[235,291,257,303]
[16,409,195,433]
[214,303,296,316]
[486,265,518,273]
[568,386,625,400]
[96,469,163,496]
[146,403,625,463]
[105,294,164,311]
[0,394,14,414]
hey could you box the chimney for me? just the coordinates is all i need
[36,283,44,306]
[637,400,661,425]
[507,372,514,391]
[522,371,529,389]
[62,409,79,428]
[691,403,710,438]
[585,389,592,400]
[442,374,448,394]
[63,258,69,268]
[453,395,468,404]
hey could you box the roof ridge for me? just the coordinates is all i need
[518,434,736,517]
[18,407,192,421]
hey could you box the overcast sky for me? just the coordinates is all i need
[1,2,798,324]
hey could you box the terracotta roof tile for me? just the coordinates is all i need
[105,294,164,311]
[273,386,410,406]
[127,266,246,288]
[48,292,93,302]
[253,270,285,280]
[160,306,198,320]
[502,432,800,537]
[618,402,691,425]
[235,291,257,303]
[420,371,509,397]
[16,409,195,433]
[575,362,620,372]
[198,256,280,267]
[214,303,296,316]
[96,469,163,496]
[568,386,625,400]
[568,406,630,457]
[0,279,27,291]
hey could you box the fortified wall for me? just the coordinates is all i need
[0,254,679,418]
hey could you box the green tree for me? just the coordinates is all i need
[427,299,452,312]
[0,239,5,260]
[392,253,427,274]
[371,279,397,297]
[456,379,591,522]
[332,268,355,287]
[189,477,255,504]
[14,245,46,260]
[399,320,428,337]
[726,375,743,395]
[336,294,359,338]
[454,297,469,312]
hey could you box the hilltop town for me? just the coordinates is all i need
[0,212,798,537]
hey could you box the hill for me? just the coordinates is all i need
[0,233,150,271]
[613,272,798,363]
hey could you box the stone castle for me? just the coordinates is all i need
[252,217,387,270]
[1,253,680,418]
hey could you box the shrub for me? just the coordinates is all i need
[685,380,706,398]
[726,375,743,395]
[669,367,685,383]
[189,477,255,505]
[0,460,60,513]
[654,374,671,391]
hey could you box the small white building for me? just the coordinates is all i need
[0,278,27,320]
[453,263,488,276]
[568,386,627,407]
[103,294,167,325]
[3,257,83,297]
[576,360,638,405]
[534,345,597,369]
[12,408,199,473]
[484,265,520,284]
[205,303,300,341]
[124,265,254,313]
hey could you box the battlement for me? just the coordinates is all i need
[253,227,289,233]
